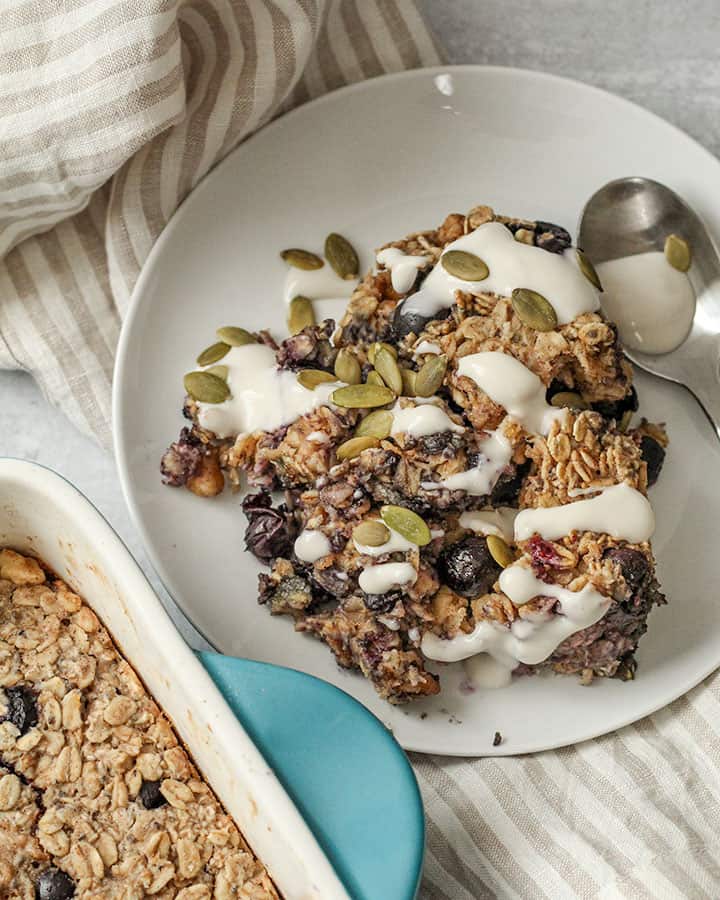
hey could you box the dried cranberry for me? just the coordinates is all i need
[138,779,167,809]
[640,435,665,487]
[527,535,565,580]
[160,428,203,487]
[605,547,649,593]
[437,536,500,598]
[592,386,638,421]
[2,685,38,735]
[36,868,75,900]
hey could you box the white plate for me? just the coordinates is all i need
[114,66,720,756]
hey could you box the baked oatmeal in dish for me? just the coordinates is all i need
[161,204,667,703]
[0,549,277,899]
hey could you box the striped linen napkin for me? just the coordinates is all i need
[2,3,719,900]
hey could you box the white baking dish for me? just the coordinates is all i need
[0,458,348,900]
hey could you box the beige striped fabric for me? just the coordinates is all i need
[2,3,718,900]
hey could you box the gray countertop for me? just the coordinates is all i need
[2,0,719,646]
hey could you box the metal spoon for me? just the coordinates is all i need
[578,176,720,440]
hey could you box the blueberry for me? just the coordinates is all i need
[534,220,572,254]
[363,592,400,614]
[605,547,649,593]
[138,779,167,809]
[640,435,665,487]
[437,536,501,598]
[490,461,529,506]
[35,868,75,900]
[2,685,38,735]
[420,432,455,455]
[592,386,638,421]
[392,300,433,341]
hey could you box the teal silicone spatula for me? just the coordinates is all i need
[197,651,424,900]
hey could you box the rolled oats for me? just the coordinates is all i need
[0,549,278,897]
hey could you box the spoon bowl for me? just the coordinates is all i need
[578,177,720,439]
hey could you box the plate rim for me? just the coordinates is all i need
[113,64,720,757]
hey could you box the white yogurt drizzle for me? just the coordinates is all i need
[424,427,512,495]
[359,562,417,594]
[464,653,514,689]
[283,261,358,306]
[376,247,430,294]
[421,563,610,669]
[195,344,342,439]
[401,221,599,324]
[457,352,565,436]
[514,482,654,543]
[596,251,695,355]
[413,340,441,356]
[353,522,417,557]
[390,402,464,438]
[294,529,332,563]
[459,507,518,541]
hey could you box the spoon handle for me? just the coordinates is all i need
[685,374,720,443]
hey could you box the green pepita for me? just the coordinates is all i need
[280,248,324,270]
[400,367,417,397]
[550,391,588,410]
[324,233,359,280]
[287,296,316,334]
[366,370,386,387]
[380,504,431,547]
[334,348,362,385]
[355,409,394,440]
[331,383,395,408]
[184,371,230,404]
[197,341,230,366]
[368,341,398,365]
[441,250,489,281]
[336,435,380,461]
[511,288,558,332]
[486,534,515,569]
[216,326,256,346]
[374,346,403,395]
[664,233,691,272]
[415,354,448,398]
[618,409,633,433]
[297,369,336,390]
[353,520,390,547]
[205,365,228,381]
[576,249,603,291]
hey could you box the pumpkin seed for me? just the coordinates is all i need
[374,346,403,395]
[355,409,394,439]
[550,391,588,410]
[366,370,386,387]
[664,233,691,272]
[576,249,603,291]
[205,365,228,381]
[511,288,558,332]
[368,341,398,365]
[184,371,230,404]
[216,326,256,346]
[287,296,315,334]
[280,248,324,270]
[380,504,431,547]
[324,233,359,280]
[197,341,230,366]
[353,520,390,547]
[297,369,336,390]
[336,435,380,461]
[441,250,489,281]
[331,383,395,408]
[334,348,362,385]
[618,409,633,433]
[415,354,448,398]
[486,534,515,569]
[400,367,417,397]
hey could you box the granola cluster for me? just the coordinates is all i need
[162,204,668,703]
[0,549,276,899]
